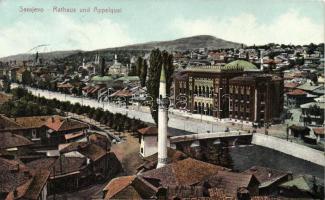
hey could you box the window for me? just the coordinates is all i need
[140,148,143,154]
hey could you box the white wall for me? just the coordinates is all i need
[252,133,325,166]
[140,135,158,158]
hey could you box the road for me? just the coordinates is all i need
[16,84,235,134]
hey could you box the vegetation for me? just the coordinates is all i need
[135,57,148,87]
[2,87,147,133]
[146,49,175,124]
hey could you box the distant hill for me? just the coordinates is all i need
[0,35,243,62]
[111,35,243,51]
[0,50,82,63]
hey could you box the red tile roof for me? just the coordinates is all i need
[103,175,136,199]
[137,126,158,136]
[0,115,22,130]
[45,116,88,132]
[313,127,324,135]
[286,89,307,96]
[284,82,300,89]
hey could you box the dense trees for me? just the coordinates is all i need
[146,49,175,124]
[135,57,148,87]
[3,87,147,133]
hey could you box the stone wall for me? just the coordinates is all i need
[252,133,325,166]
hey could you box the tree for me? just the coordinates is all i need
[2,76,11,93]
[140,59,148,87]
[146,49,175,124]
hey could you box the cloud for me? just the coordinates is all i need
[0,14,134,57]
[170,10,324,45]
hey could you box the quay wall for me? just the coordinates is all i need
[252,133,325,166]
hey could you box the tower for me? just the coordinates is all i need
[157,66,168,168]
[114,54,118,64]
[260,49,264,71]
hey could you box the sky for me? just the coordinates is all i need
[0,0,324,57]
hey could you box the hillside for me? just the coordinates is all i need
[111,35,243,51]
[0,35,243,62]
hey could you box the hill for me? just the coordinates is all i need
[0,35,243,62]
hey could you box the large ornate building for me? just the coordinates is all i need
[173,60,284,125]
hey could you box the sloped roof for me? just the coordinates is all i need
[141,158,227,187]
[0,132,33,149]
[137,126,158,136]
[103,175,136,199]
[45,116,88,132]
[244,166,290,188]
[14,116,51,129]
[279,175,324,193]
[60,142,106,162]
[202,171,258,196]
[0,115,22,130]
[287,89,307,96]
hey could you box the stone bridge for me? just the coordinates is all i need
[170,131,253,148]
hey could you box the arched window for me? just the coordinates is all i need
[199,86,202,96]
[210,87,214,97]
[194,102,198,113]
[206,103,209,115]
[210,104,213,115]
[198,102,201,113]
[194,85,198,95]
[206,87,209,97]
[202,103,205,114]
[202,86,205,97]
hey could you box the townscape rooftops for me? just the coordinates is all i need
[0,132,33,149]
[0,158,50,200]
[138,126,158,136]
[244,166,290,188]
[141,158,227,187]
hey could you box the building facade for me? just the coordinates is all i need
[174,60,284,125]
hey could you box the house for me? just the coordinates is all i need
[244,166,292,196]
[200,171,260,198]
[0,158,50,200]
[16,67,32,84]
[27,139,121,195]
[103,176,164,200]
[45,116,89,145]
[13,116,52,144]
[278,175,324,199]
[300,101,325,126]
[286,89,309,108]
[0,132,38,161]
[137,126,159,158]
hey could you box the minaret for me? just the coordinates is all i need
[114,54,118,64]
[157,66,168,169]
[260,50,264,71]
[82,58,85,68]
